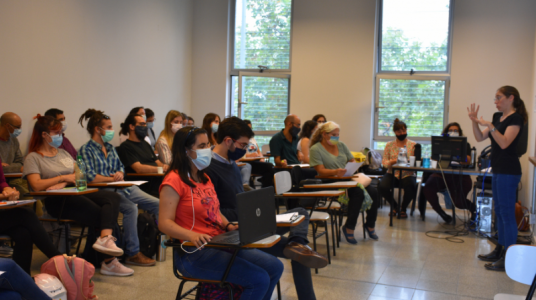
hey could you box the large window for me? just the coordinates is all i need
[231,0,293,149]
[374,0,452,148]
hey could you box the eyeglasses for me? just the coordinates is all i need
[494,95,504,102]
[231,138,248,150]
[8,123,21,130]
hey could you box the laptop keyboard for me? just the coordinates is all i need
[215,235,240,244]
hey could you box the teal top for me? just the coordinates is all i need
[309,141,353,169]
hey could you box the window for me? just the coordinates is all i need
[231,0,293,149]
[374,0,452,148]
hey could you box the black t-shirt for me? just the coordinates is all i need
[489,112,523,175]
[117,139,158,173]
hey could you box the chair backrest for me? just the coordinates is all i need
[274,171,292,195]
[505,245,536,285]
[261,144,270,154]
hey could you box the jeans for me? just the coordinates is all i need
[379,173,417,212]
[0,258,51,300]
[175,248,283,300]
[492,174,521,249]
[105,186,160,257]
[239,163,252,185]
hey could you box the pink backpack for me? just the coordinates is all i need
[41,254,98,300]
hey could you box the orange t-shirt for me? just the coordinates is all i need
[160,171,225,237]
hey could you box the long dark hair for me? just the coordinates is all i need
[29,115,62,155]
[393,118,407,132]
[120,114,141,135]
[299,120,317,139]
[129,107,144,115]
[498,86,528,124]
[167,127,209,188]
[312,114,326,122]
[202,113,220,145]
[78,109,110,135]
[442,122,463,136]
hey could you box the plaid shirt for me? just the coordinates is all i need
[79,139,125,183]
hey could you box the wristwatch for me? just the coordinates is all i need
[490,127,496,133]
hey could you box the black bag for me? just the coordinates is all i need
[138,212,159,258]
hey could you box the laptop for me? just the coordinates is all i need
[209,187,277,246]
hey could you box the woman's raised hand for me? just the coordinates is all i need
[467,103,480,122]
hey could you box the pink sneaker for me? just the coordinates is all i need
[100,258,134,277]
[92,235,124,256]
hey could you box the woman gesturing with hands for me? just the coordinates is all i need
[468,86,527,272]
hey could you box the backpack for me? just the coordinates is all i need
[197,282,244,300]
[138,212,159,258]
[41,254,98,300]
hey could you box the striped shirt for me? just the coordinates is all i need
[79,139,125,183]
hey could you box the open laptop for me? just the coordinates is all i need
[209,187,277,246]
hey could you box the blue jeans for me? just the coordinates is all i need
[0,258,51,300]
[175,248,283,300]
[105,186,160,256]
[492,174,521,249]
[239,163,252,185]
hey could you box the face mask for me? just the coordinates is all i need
[211,123,219,133]
[396,134,407,141]
[329,136,339,145]
[189,148,212,171]
[142,115,147,121]
[448,131,459,137]
[290,126,301,137]
[146,122,154,129]
[134,126,148,140]
[61,121,68,132]
[171,123,182,133]
[47,133,63,148]
[228,141,247,161]
[101,129,115,143]
[8,125,22,138]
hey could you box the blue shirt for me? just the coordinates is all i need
[79,139,125,183]
[269,129,299,164]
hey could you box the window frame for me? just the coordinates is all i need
[229,0,294,75]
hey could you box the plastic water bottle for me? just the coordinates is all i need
[75,155,87,191]
[422,151,431,168]
[397,146,408,166]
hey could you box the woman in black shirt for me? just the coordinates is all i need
[468,85,528,272]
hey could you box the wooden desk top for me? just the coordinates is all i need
[87,183,137,188]
[239,157,264,162]
[3,173,23,178]
[530,157,536,167]
[315,175,359,180]
[276,215,305,227]
[275,164,311,170]
[236,163,247,167]
[282,190,345,197]
[263,153,272,157]
[0,200,36,210]
[303,181,358,189]
[182,235,281,249]
[126,173,165,177]
[29,188,99,196]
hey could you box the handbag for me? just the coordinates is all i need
[337,183,372,212]
[515,201,530,231]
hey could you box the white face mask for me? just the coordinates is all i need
[171,123,182,133]
[61,121,67,132]
[448,131,459,137]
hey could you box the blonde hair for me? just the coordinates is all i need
[310,121,339,147]
[158,110,182,147]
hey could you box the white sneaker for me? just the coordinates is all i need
[100,258,134,276]
[92,235,124,256]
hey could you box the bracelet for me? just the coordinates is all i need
[225,223,233,232]
[490,127,496,133]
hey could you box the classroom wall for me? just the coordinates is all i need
[0,0,193,153]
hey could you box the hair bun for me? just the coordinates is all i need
[394,118,400,123]
[33,113,42,120]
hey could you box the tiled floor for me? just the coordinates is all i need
[29,205,532,300]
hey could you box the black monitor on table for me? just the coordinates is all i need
[431,136,467,168]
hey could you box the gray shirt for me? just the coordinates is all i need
[309,141,353,169]
[0,137,24,173]
[23,150,75,180]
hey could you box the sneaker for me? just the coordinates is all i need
[100,258,134,276]
[125,252,156,267]
[92,235,124,256]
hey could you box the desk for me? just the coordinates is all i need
[126,173,165,177]
[239,157,264,162]
[315,175,359,180]
[275,164,311,170]
[390,165,491,226]
[28,188,99,197]
[182,234,280,249]
[87,182,138,188]
[3,173,23,178]
[303,181,358,189]
[236,163,246,167]
[0,200,36,210]
[276,215,305,227]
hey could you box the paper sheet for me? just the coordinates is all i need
[288,164,310,168]
[0,200,36,206]
[276,212,299,223]
[107,181,148,186]
[343,162,363,177]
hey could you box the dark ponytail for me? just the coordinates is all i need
[499,86,528,124]
[78,109,109,135]
[120,114,141,135]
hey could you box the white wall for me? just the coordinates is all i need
[0,0,193,153]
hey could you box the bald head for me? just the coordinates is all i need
[0,112,21,127]
[284,114,299,126]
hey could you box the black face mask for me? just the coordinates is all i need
[290,126,301,138]
[134,126,148,140]
[396,134,407,141]
[228,146,247,161]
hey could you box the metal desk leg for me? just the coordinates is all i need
[397,170,402,219]
[390,172,395,226]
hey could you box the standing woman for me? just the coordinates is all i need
[468,86,527,271]
[297,120,317,164]
[158,127,283,299]
[309,122,380,243]
[201,113,221,146]
[155,110,183,165]
[378,118,417,218]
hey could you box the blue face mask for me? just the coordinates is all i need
[9,124,22,138]
[211,123,219,133]
[189,148,212,171]
[100,128,115,143]
[329,136,339,145]
[142,115,147,121]
[47,133,63,148]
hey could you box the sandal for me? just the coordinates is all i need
[398,211,408,219]
[341,225,357,245]
[389,210,398,217]
[366,228,379,240]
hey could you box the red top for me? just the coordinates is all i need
[0,157,8,190]
[160,171,225,237]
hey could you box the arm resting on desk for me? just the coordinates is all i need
[131,162,159,174]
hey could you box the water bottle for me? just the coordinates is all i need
[422,151,431,168]
[397,146,408,166]
[75,155,87,191]
[470,147,476,168]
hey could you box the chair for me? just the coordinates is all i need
[494,244,536,300]
[0,235,13,258]
[39,217,87,256]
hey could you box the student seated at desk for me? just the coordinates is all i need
[158,126,283,300]
[309,122,380,243]
[145,108,157,151]
[422,122,476,224]
[0,157,62,275]
[379,118,417,219]
[44,108,77,160]
[205,117,327,300]
[240,120,275,188]
[79,109,158,267]
[187,116,194,126]
[119,107,152,145]
[24,115,133,276]
[155,110,183,165]
[312,114,326,125]
[117,113,168,196]
[297,120,318,164]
